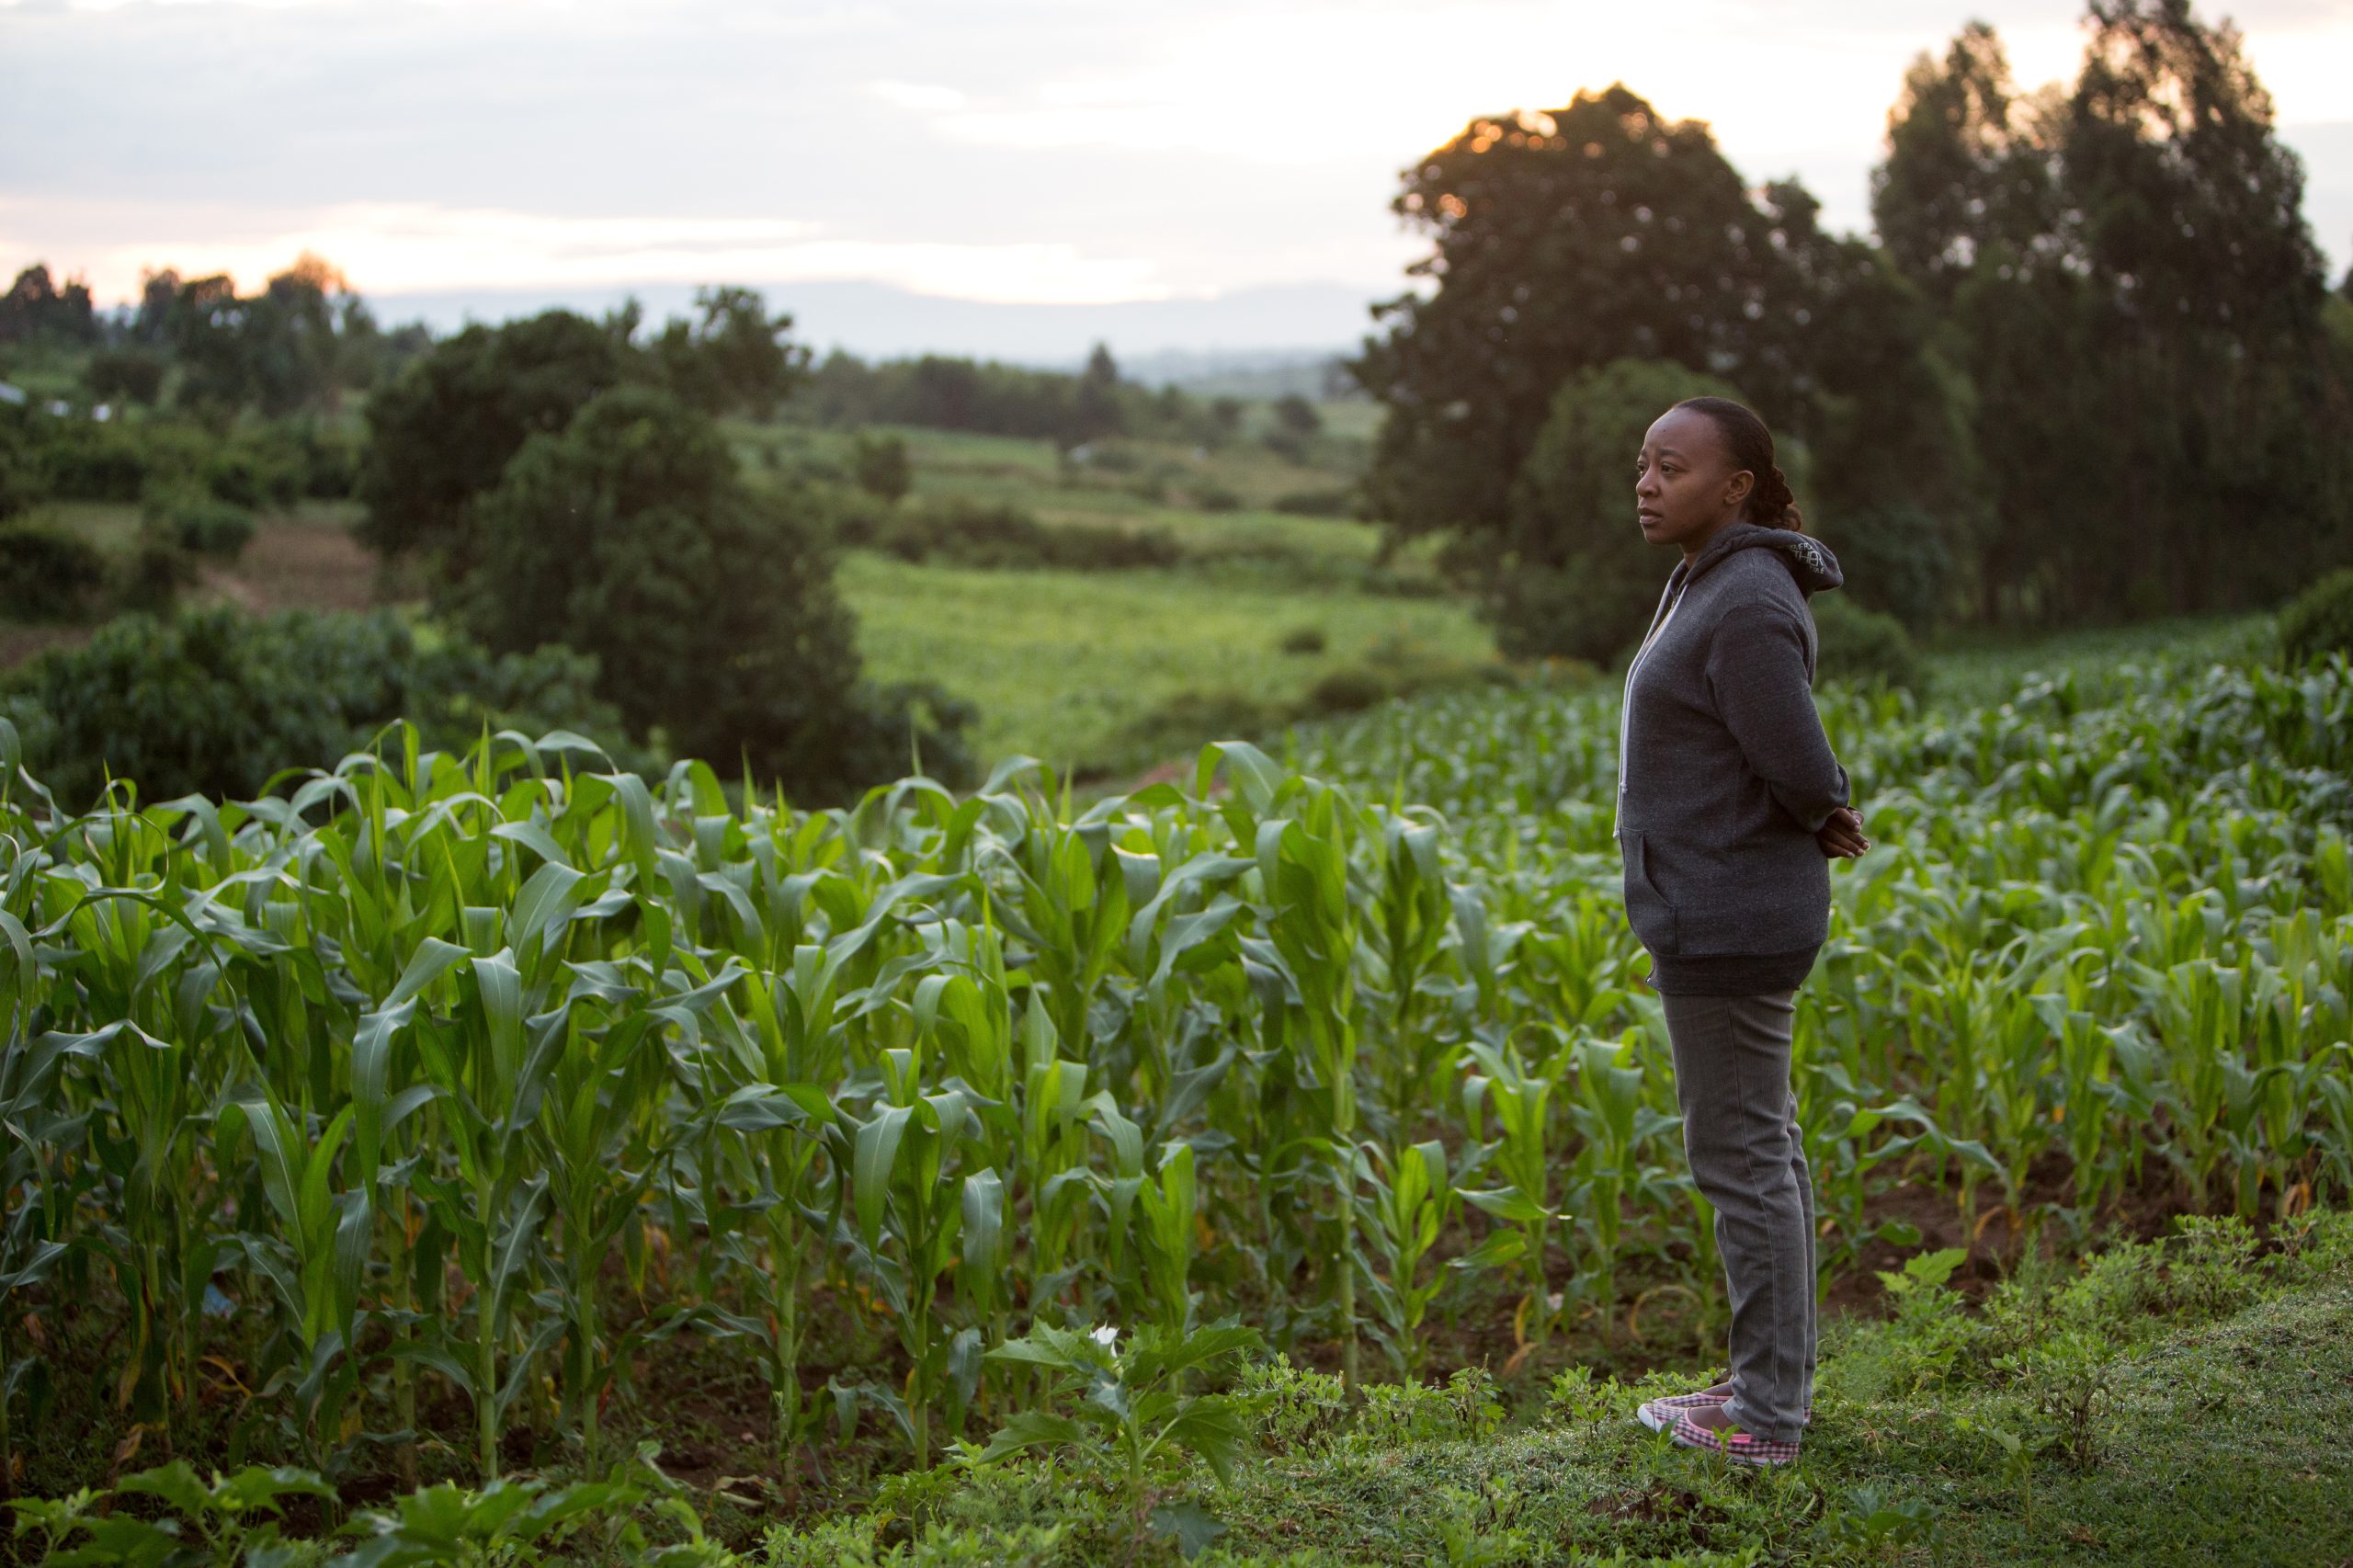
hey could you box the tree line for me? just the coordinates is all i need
[1354,0,2353,659]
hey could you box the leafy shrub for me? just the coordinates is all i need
[3,606,638,808]
[81,347,167,406]
[1237,1354,1350,1454]
[851,430,913,503]
[0,402,49,520]
[1812,592,1927,694]
[456,384,967,800]
[1495,358,1748,662]
[1870,1247,1976,1392]
[1817,502,1951,632]
[1995,1328,2117,1470]
[358,307,631,562]
[1305,664,1392,716]
[824,677,980,795]
[870,496,1181,572]
[1272,487,1357,517]
[112,530,199,614]
[199,430,305,509]
[1542,1365,1618,1427]
[1343,1367,1505,1452]
[291,421,362,499]
[2158,1214,2263,1319]
[2278,565,2353,667]
[1278,625,1327,655]
[1117,687,1287,764]
[142,480,256,560]
[0,521,107,619]
[36,417,154,501]
[1191,481,1244,513]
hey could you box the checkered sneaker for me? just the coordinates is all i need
[1636,1389,1730,1432]
[1636,1388,1813,1433]
[1668,1410,1802,1467]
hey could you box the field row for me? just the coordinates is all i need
[0,641,2347,1497]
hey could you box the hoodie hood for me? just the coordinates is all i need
[1673,521,1843,597]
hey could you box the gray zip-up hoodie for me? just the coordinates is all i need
[1612,522,1850,984]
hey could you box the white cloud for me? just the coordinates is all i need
[870,79,969,114]
[0,198,1181,303]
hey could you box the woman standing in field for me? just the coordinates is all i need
[1611,396,1869,1468]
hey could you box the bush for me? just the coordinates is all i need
[113,531,199,614]
[1304,663,1393,716]
[456,384,966,801]
[1191,481,1244,513]
[1811,592,1927,693]
[82,347,166,406]
[292,422,362,499]
[851,430,913,503]
[869,496,1181,572]
[0,522,107,620]
[1498,358,1747,663]
[0,403,43,520]
[37,418,153,502]
[2279,565,2353,667]
[1272,487,1357,518]
[1279,625,1327,655]
[358,308,631,562]
[2,606,639,809]
[199,432,305,510]
[1817,502,1951,632]
[142,481,256,561]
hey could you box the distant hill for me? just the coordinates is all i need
[367,278,1406,367]
[1116,348,1367,399]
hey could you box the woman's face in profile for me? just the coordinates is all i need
[1635,407,1748,550]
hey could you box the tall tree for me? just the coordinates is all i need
[0,265,97,346]
[1355,84,1980,651]
[357,309,629,564]
[1870,22,2059,306]
[1879,3,2349,622]
[456,384,928,799]
[650,285,807,416]
[1072,341,1123,443]
[1353,87,1809,548]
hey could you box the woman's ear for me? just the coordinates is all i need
[1722,469,1756,513]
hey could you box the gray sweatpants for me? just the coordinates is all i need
[1659,989,1816,1443]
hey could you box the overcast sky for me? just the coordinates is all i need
[3,0,2348,355]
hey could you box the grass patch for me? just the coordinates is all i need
[761,1215,2353,1566]
[1921,611,2277,708]
[840,553,1495,776]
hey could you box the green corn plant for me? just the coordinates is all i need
[1133,1140,1200,1337]
[1459,1035,1565,1350]
[1013,1003,1096,1317]
[1217,745,1366,1389]
[1362,808,1454,1121]
[1352,1138,1458,1377]
[214,1083,371,1476]
[402,944,556,1481]
[845,1040,978,1469]
[703,940,849,1467]
[0,903,71,1501]
[529,992,671,1471]
[1563,1034,1677,1336]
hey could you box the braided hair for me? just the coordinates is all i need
[1672,395,1806,533]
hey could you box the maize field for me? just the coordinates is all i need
[1,642,2348,1496]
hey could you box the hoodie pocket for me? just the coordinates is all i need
[1622,830,1680,955]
